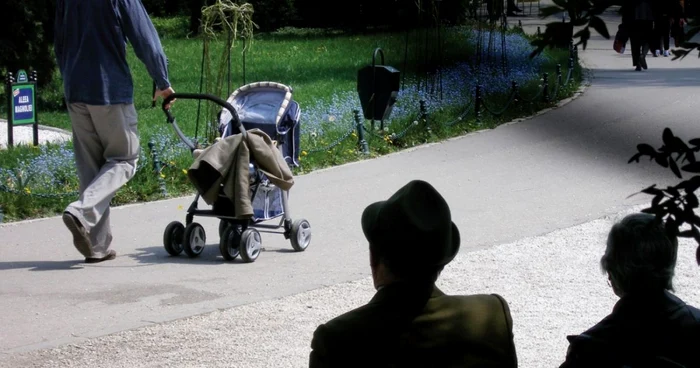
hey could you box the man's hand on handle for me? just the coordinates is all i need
[154,86,176,110]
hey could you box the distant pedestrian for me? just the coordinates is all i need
[671,0,688,48]
[54,0,175,263]
[651,0,673,57]
[622,0,655,71]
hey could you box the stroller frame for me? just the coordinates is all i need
[160,84,311,263]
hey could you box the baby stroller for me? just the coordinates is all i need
[160,82,311,263]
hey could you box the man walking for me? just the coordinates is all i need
[54,0,175,263]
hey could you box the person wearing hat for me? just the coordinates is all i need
[308,180,518,368]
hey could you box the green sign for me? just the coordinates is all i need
[11,84,36,125]
[17,69,28,83]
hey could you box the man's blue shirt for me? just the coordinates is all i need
[54,0,170,105]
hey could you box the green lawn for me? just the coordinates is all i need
[0,19,582,222]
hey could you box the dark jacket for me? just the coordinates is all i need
[54,0,170,105]
[309,282,518,368]
[651,0,685,17]
[621,0,655,22]
[560,290,700,368]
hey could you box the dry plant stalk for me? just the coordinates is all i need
[200,0,256,142]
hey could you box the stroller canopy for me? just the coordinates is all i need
[218,81,302,168]
[219,81,296,135]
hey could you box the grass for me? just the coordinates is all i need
[0,18,583,222]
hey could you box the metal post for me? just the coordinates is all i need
[242,48,247,85]
[542,72,549,102]
[148,140,168,197]
[402,26,409,91]
[227,28,232,96]
[6,72,14,148]
[420,100,429,134]
[511,80,519,102]
[30,70,39,146]
[436,0,443,101]
[354,109,369,155]
[569,39,575,60]
[556,63,562,88]
[475,84,482,122]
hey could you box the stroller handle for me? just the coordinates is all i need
[161,93,247,151]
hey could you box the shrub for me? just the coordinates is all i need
[247,0,297,32]
[0,0,56,90]
[292,0,472,30]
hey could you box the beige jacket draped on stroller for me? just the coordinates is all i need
[187,128,294,219]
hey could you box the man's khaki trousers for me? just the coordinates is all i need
[65,103,140,258]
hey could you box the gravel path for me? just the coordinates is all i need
[0,120,71,149]
[3,205,699,368]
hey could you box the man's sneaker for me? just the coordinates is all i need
[654,49,661,57]
[664,50,670,57]
[62,212,94,258]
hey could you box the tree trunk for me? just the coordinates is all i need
[189,0,205,35]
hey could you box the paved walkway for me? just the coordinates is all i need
[2,8,700,366]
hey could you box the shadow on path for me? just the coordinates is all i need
[125,245,300,265]
[0,260,84,272]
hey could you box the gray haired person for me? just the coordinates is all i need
[54,0,175,263]
[560,213,700,368]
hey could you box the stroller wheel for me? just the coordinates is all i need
[218,220,228,238]
[239,228,262,263]
[219,225,241,261]
[163,221,185,256]
[290,219,311,252]
[183,222,206,258]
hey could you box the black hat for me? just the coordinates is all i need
[361,180,460,270]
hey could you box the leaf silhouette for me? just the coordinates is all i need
[684,149,696,163]
[689,138,700,147]
[674,137,690,152]
[628,153,642,163]
[688,193,700,208]
[637,143,657,157]
[662,128,675,148]
[589,16,610,38]
[679,177,700,193]
[669,158,682,179]
[655,155,669,168]
[681,162,700,173]
[641,184,661,195]
[539,4,565,17]
[666,186,681,198]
